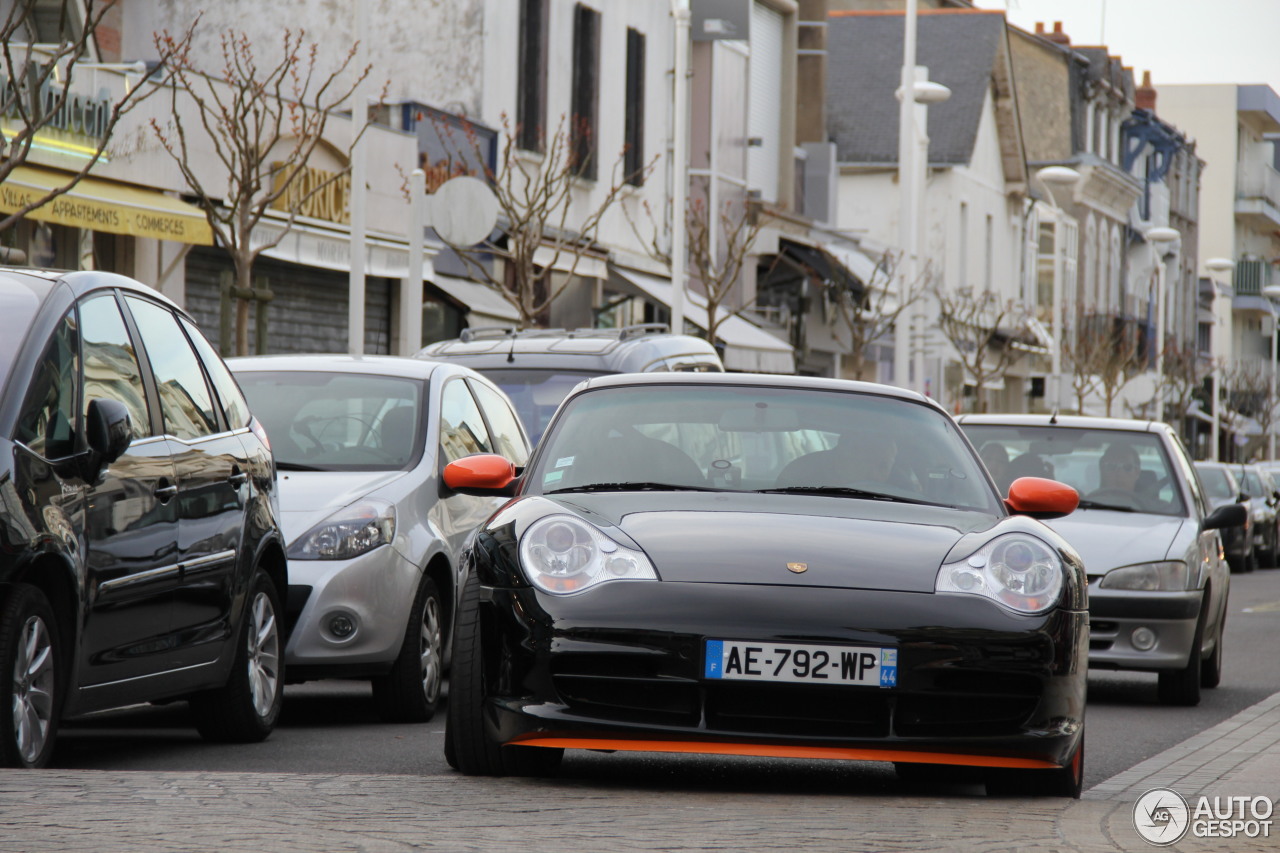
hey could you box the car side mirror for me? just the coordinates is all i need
[1204,502,1248,531]
[442,453,518,496]
[85,398,132,474]
[1005,476,1079,520]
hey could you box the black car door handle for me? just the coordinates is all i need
[154,483,178,501]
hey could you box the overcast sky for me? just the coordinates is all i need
[973,0,1280,94]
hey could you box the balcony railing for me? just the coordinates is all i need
[1237,165,1280,211]
[1234,259,1273,296]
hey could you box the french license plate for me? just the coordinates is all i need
[704,640,897,687]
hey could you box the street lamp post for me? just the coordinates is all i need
[1205,257,1235,462]
[1146,226,1181,423]
[1034,166,1080,412]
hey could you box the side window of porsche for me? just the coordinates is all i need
[15,312,79,459]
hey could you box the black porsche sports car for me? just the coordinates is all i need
[441,373,1087,797]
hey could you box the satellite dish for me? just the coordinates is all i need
[430,176,498,247]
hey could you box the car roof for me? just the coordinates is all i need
[562,370,941,405]
[418,325,722,370]
[956,413,1166,434]
[0,266,184,309]
[227,353,457,380]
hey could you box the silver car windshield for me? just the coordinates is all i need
[238,371,425,471]
[964,425,1186,517]
[532,384,1000,512]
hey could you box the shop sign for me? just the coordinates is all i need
[0,68,114,139]
[269,163,350,224]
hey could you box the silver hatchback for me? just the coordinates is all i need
[959,415,1246,706]
[229,355,529,721]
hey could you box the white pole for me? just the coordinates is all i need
[1211,365,1220,461]
[1050,208,1063,410]
[1155,255,1166,423]
[912,65,931,396]
[400,169,426,356]
[1271,305,1277,460]
[669,1,691,337]
[348,0,369,355]
[896,0,919,391]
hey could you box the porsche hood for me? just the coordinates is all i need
[550,493,1001,593]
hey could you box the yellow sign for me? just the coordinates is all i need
[0,165,212,245]
[270,163,349,224]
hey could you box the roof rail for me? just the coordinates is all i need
[457,323,671,344]
[616,323,671,341]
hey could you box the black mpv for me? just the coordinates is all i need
[0,268,287,767]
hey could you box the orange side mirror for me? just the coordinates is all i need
[1005,476,1078,519]
[443,453,517,493]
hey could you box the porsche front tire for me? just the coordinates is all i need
[444,574,561,777]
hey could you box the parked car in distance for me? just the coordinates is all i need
[416,325,723,443]
[443,373,1088,796]
[960,415,1246,706]
[1193,462,1255,573]
[229,355,530,722]
[0,268,287,768]
[1236,464,1280,568]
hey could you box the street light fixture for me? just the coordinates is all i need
[1205,257,1235,462]
[1146,226,1181,423]
[1035,166,1080,412]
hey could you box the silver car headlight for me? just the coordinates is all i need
[519,514,657,594]
[1099,561,1190,591]
[936,533,1064,615]
[288,499,396,560]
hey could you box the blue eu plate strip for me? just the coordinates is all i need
[879,648,898,688]
[704,640,724,679]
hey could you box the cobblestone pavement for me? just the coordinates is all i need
[2,691,1277,853]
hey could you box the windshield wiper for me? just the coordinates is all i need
[755,486,933,505]
[275,461,325,472]
[546,482,727,494]
[1074,499,1138,512]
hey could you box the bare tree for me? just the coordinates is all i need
[149,27,379,355]
[0,1,190,242]
[1062,312,1145,416]
[827,251,927,382]
[934,287,1032,413]
[436,114,654,328]
[1222,359,1278,461]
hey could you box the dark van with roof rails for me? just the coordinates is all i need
[417,324,723,442]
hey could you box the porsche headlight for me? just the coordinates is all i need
[937,533,1064,614]
[1099,561,1190,591]
[519,515,657,594]
[288,500,396,560]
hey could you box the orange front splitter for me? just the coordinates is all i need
[506,737,1058,770]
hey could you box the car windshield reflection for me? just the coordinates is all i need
[531,384,999,512]
[237,371,424,472]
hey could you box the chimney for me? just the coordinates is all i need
[1136,70,1157,111]
[1044,21,1071,45]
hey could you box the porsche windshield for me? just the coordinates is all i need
[532,384,1000,511]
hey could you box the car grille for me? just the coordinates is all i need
[549,653,1040,739]
[1089,620,1119,651]
[284,585,313,636]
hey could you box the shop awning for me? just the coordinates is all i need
[431,273,520,326]
[610,266,795,374]
[0,164,212,245]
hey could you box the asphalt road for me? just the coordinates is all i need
[51,569,1280,793]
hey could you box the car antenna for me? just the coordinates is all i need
[1049,407,1059,425]
[507,328,518,363]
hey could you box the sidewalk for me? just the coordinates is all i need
[1,692,1277,852]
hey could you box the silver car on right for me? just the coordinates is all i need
[959,415,1246,706]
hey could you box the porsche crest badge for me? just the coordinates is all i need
[786,562,808,574]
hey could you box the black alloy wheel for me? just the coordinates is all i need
[190,570,283,742]
[0,585,61,768]
[444,573,562,777]
[372,575,444,723]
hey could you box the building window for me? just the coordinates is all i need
[624,27,646,186]
[517,0,549,152]
[571,3,601,180]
